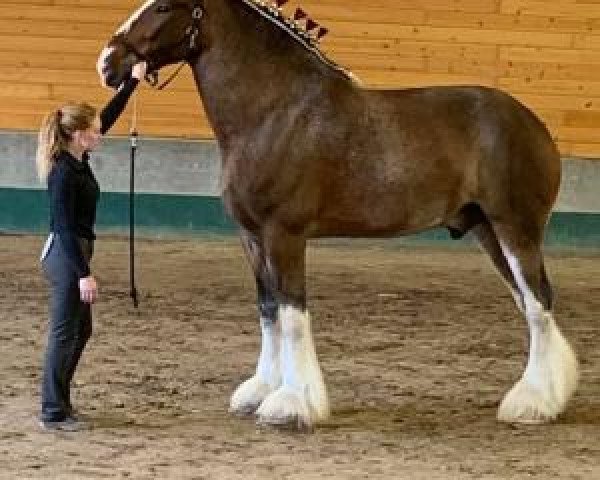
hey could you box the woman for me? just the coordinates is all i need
[36,62,147,431]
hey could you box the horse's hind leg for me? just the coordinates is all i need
[230,230,282,416]
[472,221,524,313]
[491,222,578,424]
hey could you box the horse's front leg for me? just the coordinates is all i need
[230,230,281,416]
[255,230,329,430]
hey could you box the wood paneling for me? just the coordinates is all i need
[1,0,599,157]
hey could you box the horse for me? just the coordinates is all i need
[97,0,578,430]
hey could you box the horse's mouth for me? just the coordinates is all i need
[101,70,128,89]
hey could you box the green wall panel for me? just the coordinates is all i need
[1,188,598,247]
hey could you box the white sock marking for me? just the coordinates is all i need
[498,242,578,423]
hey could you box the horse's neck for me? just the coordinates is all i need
[190,3,334,151]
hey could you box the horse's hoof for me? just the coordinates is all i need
[229,404,259,417]
[497,380,559,424]
[256,413,314,432]
[498,324,578,425]
[229,376,275,417]
[255,387,316,431]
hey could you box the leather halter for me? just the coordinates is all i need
[120,3,204,90]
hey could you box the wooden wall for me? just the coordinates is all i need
[1,0,599,157]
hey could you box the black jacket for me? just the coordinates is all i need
[47,77,139,278]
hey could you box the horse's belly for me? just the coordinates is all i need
[315,199,447,238]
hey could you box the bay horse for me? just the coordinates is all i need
[97,0,578,429]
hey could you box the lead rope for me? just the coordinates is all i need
[129,91,139,308]
[146,61,187,90]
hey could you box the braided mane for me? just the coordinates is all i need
[240,0,358,82]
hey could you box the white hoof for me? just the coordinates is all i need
[256,386,327,430]
[229,375,275,416]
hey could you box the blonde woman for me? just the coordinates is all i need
[36,62,147,431]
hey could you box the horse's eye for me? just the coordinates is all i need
[156,4,171,13]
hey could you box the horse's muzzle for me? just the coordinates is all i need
[97,44,135,89]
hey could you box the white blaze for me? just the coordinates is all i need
[96,45,117,86]
[116,0,156,35]
[97,0,155,86]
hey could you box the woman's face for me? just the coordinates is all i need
[77,116,102,152]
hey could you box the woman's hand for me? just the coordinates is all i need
[79,275,98,304]
[131,61,148,80]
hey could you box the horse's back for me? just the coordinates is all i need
[360,85,561,215]
[306,82,561,237]
[363,84,554,155]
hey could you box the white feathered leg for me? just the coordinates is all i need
[498,297,578,423]
[256,305,329,429]
[498,248,578,424]
[230,317,281,415]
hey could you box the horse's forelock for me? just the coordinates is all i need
[116,0,157,36]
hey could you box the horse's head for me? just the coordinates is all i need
[97,0,205,88]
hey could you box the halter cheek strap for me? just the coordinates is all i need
[143,4,204,89]
[190,5,203,47]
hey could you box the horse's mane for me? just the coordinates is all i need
[239,0,359,83]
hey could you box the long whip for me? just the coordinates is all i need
[129,91,139,308]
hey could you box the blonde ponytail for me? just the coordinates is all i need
[36,110,63,182]
[35,103,97,182]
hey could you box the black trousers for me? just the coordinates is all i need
[40,234,93,422]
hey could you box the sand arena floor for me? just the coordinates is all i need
[0,234,598,479]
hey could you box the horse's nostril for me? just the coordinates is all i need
[101,62,115,76]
